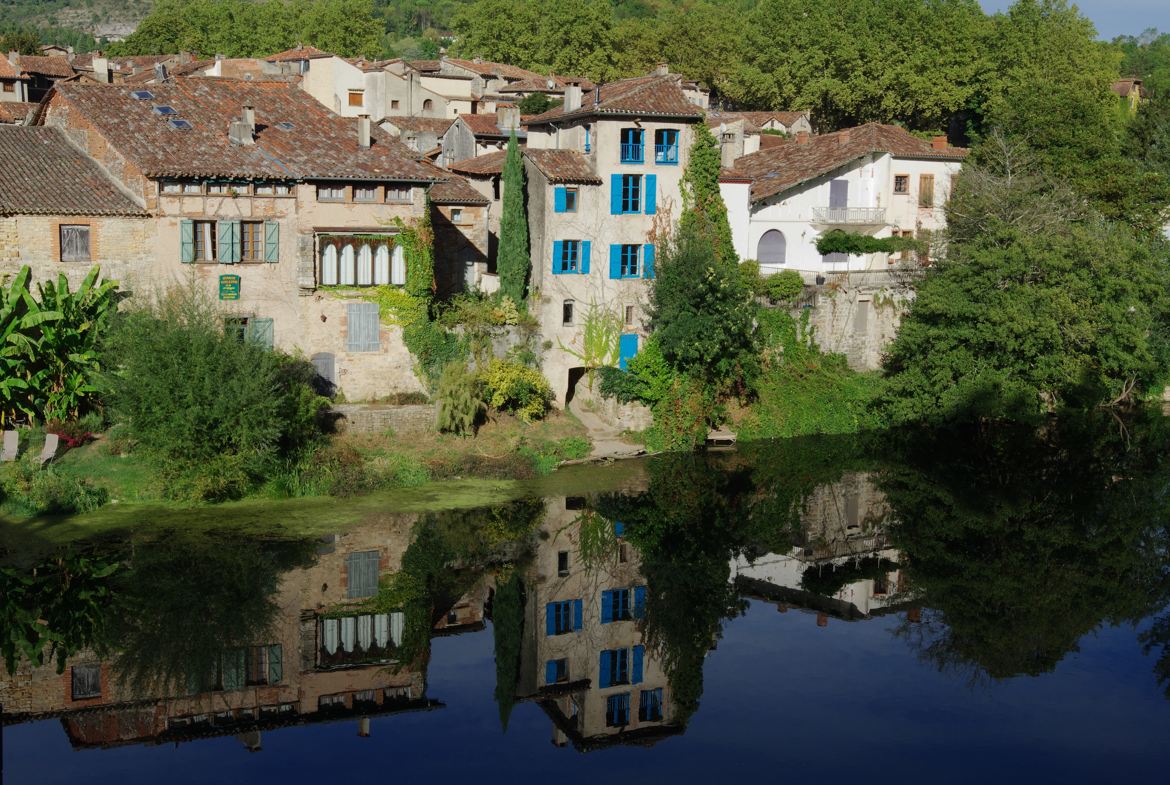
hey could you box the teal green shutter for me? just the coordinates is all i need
[180,219,194,263]
[218,220,239,264]
[643,244,655,279]
[609,244,621,279]
[264,221,279,263]
[222,648,245,690]
[267,644,283,684]
[552,240,563,274]
[644,174,657,214]
[610,174,622,215]
[581,240,591,274]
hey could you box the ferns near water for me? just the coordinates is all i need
[435,362,483,436]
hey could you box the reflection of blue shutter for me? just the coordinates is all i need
[643,244,655,279]
[552,240,563,274]
[634,586,646,619]
[554,187,567,212]
[545,603,556,636]
[599,650,611,688]
[614,520,625,537]
[644,174,657,214]
[610,174,622,215]
[632,645,644,685]
[609,244,621,279]
[581,240,591,274]
[601,591,613,624]
[573,599,583,630]
[546,659,558,685]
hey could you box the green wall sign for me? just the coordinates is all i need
[219,274,241,301]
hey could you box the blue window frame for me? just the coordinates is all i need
[606,693,631,727]
[655,129,679,164]
[546,599,583,636]
[621,174,641,213]
[554,186,578,213]
[620,128,644,163]
[639,688,663,721]
[545,658,568,685]
[560,240,580,273]
[620,244,639,277]
[600,648,630,687]
[601,588,633,623]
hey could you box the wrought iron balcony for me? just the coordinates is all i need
[811,206,887,225]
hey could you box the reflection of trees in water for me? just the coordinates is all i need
[879,417,1170,684]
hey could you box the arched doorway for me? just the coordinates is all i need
[757,230,786,266]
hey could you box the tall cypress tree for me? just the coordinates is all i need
[680,122,737,267]
[497,133,530,306]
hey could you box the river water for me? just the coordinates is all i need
[3,421,1169,783]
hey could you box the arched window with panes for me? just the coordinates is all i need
[318,235,403,287]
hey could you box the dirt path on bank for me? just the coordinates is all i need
[566,394,647,461]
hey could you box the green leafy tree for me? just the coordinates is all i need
[680,122,737,267]
[497,133,529,306]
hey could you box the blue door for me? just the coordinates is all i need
[618,334,639,370]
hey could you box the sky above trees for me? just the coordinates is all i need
[981,0,1168,39]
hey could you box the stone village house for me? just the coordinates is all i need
[0,78,487,401]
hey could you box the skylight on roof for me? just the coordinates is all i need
[152,105,177,116]
[167,119,193,131]
[275,121,295,131]
[130,90,155,100]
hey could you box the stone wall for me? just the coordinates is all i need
[800,274,912,371]
[332,403,436,435]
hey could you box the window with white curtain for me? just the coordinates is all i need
[357,244,373,285]
[318,235,404,287]
[321,243,338,285]
[339,244,356,285]
[391,244,406,285]
[374,245,390,285]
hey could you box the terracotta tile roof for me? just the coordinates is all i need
[729,123,967,203]
[0,102,37,124]
[706,110,810,132]
[384,116,455,135]
[459,113,512,137]
[265,45,332,62]
[0,126,147,216]
[524,74,703,126]
[447,150,506,176]
[406,60,441,72]
[1111,78,1142,97]
[523,149,601,184]
[444,58,543,81]
[16,55,77,79]
[0,56,26,80]
[50,81,441,183]
[427,168,488,204]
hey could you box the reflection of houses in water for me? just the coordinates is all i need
[0,519,449,750]
[734,473,912,624]
[515,497,683,751]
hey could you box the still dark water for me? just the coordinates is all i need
[4,420,1170,784]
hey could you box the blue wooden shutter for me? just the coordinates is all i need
[644,174,657,214]
[554,187,567,212]
[545,603,557,636]
[246,317,274,350]
[552,240,563,274]
[267,644,283,684]
[634,586,646,619]
[643,244,655,279]
[180,219,194,263]
[601,590,613,624]
[347,302,380,352]
[218,220,239,263]
[264,221,280,263]
[546,659,558,684]
[581,240,591,274]
[632,645,644,685]
[599,650,611,688]
[609,244,621,279]
[619,334,639,370]
[610,174,622,215]
[573,599,583,630]
[614,520,625,537]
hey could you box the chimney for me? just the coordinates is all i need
[242,104,255,134]
[92,56,109,84]
[496,104,519,131]
[654,62,669,77]
[358,114,371,148]
[563,84,582,112]
[931,134,948,150]
[229,118,255,145]
[178,51,192,65]
[154,62,168,83]
[8,51,19,68]
[795,130,810,144]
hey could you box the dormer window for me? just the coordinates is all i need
[620,128,644,164]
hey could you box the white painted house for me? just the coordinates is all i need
[719,124,967,278]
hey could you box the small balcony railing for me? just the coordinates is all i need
[655,143,678,164]
[811,206,887,225]
[620,143,644,164]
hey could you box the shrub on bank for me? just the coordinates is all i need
[0,458,109,516]
[478,359,553,423]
